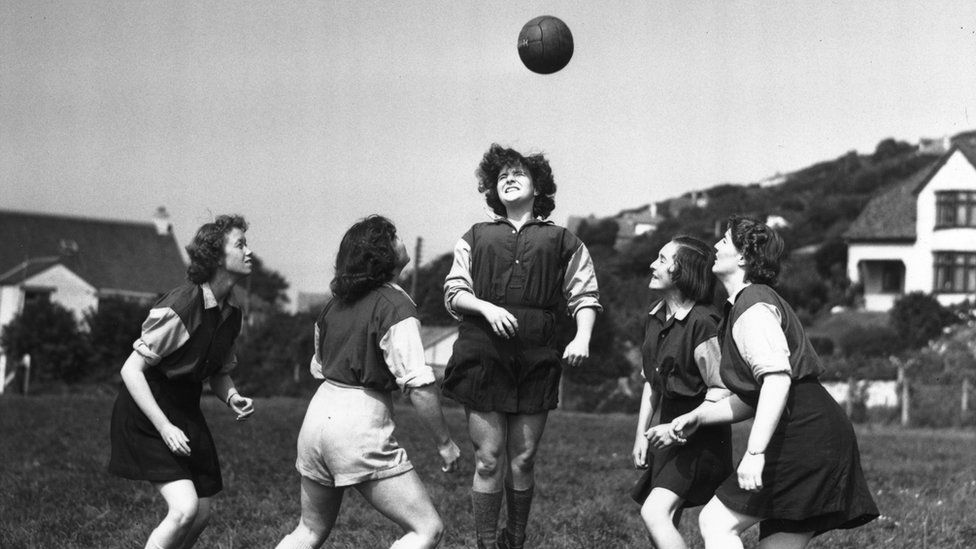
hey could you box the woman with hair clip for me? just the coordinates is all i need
[442,143,602,549]
[109,215,256,549]
[275,215,461,549]
[632,236,732,549]
[664,216,878,549]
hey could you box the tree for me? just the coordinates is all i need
[246,254,290,312]
[0,301,92,384]
[84,299,151,380]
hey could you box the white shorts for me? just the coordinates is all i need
[295,380,413,487]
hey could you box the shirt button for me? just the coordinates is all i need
[512,229,516,234]
[515,260,520,264]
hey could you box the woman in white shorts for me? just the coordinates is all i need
[275,215,461,549]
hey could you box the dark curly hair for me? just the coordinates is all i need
[476,143,556,219]
[330,215,401,303]
[186,214,249,284]
[669,235,716,303]
[726,215,785,285]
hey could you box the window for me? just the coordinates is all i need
[935,191,976,228]
[880,263,903,293]
[933,252,976,293]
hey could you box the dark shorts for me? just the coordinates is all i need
[108,371,223,497]
[442,308,562,414]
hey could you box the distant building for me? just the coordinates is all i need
[918,135,951,156]
[0,207,186,330]
[845,134,976,311]
[612,203,665,250]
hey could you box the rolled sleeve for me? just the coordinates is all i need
[732,303,792,379]
[443,237,475,321]
[378,317,437,390]
[694,336,731,401]
[132,307,190,366]
[563,242,602,316]
[309,323,324,379]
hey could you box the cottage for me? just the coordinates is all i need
[0,208,186,329]
[845,134,976,311]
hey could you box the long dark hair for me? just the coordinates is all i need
[476,143,556,219]
[727,215,785,285]
[185,214,249,284]
[330,215,400,303]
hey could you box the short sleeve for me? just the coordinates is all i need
[731,303,792,379]
[562,236,602,316]
[309,322,324,379]
[378,317,437,390]
[443,235,474,320]
[693,336,731,401]
[132,307,190,366]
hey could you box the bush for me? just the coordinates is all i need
[0,301,92,384]
[890,292,957,349]
[84,299,151,381]
[836,324,905,358]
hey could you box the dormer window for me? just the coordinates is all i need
[935,191,976,228]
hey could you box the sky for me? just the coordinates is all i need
[4,1,976,299]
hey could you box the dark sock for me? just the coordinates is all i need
[504,485,534,547]
[472,490,503,548]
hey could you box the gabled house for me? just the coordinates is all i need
[845,135,976,311]
[0,208,186,330]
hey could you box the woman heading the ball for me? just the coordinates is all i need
[108,215,256,549]
[442,144,602,549]
[275,215,461,549]
[631,236,732,549]
[660,216,878,548]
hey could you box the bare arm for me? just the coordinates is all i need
[209,372,254,421]
[408,384,461,471]
[632,381,660,468]
[451,292,518,338]
[563,307,596,366]
[119,351,190,456]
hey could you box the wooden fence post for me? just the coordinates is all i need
[962,377,970,415]
[845,376,856,417]
[898,365,910,427]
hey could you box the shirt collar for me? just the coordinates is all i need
[648,299,693,321]
[491,216,553,229]
[386,282,417,306]
[201,282,219,310]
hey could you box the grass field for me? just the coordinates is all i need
[2,394,975,548]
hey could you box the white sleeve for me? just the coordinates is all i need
[309,323,324,379]
[443,238,474,321]
[693,336,731,401]
[132,307,190,366]
[731,303,792,379]
[562,242,602,316]
[378,317,437,390]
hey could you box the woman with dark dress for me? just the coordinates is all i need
[667,216,878,548]
[632,236,732,549]
[442,144,601,549]
[109,215,256,549]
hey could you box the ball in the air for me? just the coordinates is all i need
[517,16,574,74]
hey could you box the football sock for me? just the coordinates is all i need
[472,490,503,548]
[504,485,534,547]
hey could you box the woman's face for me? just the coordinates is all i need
[712,229,742,276]
[495,162,536,208]
[649,241,678,291]
[221,228,253,276]
[394,236,410,270]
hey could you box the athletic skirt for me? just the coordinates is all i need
[108,370,223,497]
[631,396,733,507]
[442,307,562,414]
[715,380,879,538]
[295,379,413,487]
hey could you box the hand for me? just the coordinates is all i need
[562,337,590,367]
[481,304,518,338]
[646,424,680,449]
[229,393,254,421]
[669,412,700,443]
[159,423,191,456]
[437,439,462,473]
[632,436,649,468]
[737,452,765,492]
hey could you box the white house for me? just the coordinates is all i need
[845,134,976,311]
[0,208,186,330]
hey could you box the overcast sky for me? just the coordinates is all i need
[4,1,976,297]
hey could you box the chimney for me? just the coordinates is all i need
[153,206,172,235]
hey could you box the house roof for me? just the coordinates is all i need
[0,210,186,294]
[843,165,934,242]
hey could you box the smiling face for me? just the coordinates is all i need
[712,229,743,277]
[649,241,678,291]
[221,227,253,277]
[495,162,537,209]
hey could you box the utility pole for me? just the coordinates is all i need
[411,237,423,299]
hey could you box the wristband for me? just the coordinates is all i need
[747,449,764,456]
[225,390,239,406]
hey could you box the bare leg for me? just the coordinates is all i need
[275,476,345,549]
[176,496,211,549]
[759,531,814,549]
[355,470,444,549]
[640,487,687,549]
[698,497,760,549]
[145,480,199,549]
[466,409,507,547]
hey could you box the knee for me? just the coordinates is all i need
[474,449,503,480]
[419,516,445,546]
[639,501,671,531]
[166,501,199,529]
[508,450,537,477]
[698,501,735,540]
